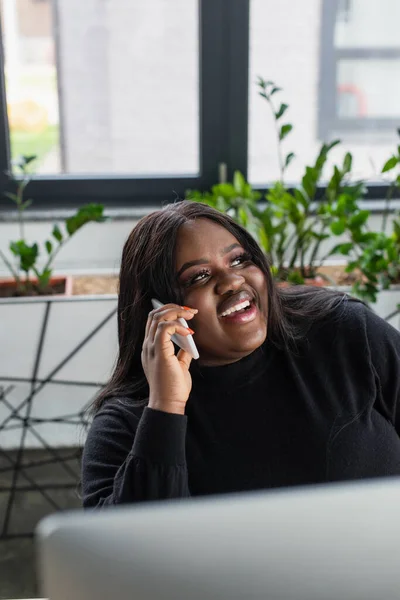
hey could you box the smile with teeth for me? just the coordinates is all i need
[220,299,251,317]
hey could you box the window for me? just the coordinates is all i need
[248,0,400,185]
[0,0,250,208]
[318,0,400,177]
[0,0,395,208]
[0,0,199,176]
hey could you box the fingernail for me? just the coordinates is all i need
[187,328,195,334]
[182,306,198,312]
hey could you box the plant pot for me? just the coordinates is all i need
[0,275,74,298]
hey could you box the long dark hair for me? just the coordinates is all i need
[92,201,349,412]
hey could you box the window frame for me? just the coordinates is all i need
[0,0,395,212]
[0,0,250,211]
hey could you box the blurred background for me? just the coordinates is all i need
[0,1,399,597]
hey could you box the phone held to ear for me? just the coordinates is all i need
[151,299,200,360]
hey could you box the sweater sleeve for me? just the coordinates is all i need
[81,403,190,508]
[363,306,400,433]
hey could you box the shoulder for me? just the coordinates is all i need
[307,295,400,368]
[332,298,400,348]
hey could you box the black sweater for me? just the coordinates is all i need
[82,301,400,508]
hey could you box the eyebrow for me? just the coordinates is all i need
[177,243,242,278]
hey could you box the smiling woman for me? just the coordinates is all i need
[174,218,268,365]
[82,201,400,508]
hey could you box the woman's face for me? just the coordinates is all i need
[175,218,268,366]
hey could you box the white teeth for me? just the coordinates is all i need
[221,300,250,317]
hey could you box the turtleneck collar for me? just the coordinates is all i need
[190,339,273,390]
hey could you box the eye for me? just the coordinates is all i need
[231,252,252,267]
[185,268,210,287]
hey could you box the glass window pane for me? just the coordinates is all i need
[248,0,400,185]
[338,59,400,118]
[335,0,400,48]
[1,0,199,176]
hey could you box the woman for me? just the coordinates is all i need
[82,201,400,508]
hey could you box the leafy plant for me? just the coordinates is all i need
[253,79,369,285]
[328,135,400,302]
[186,171,266,246]
[1,155,107,296]
[186,77,400,304]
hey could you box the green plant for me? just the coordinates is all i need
[328,138,400,303]
[1,155,107,296]
[186,77,400,303]
[186,170,266,246]
[254,79,370,285]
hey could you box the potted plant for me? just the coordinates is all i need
[0,155,106,297]
[328,143,400,326]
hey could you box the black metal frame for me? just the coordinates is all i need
[0,0,250,211]
[0,296,117,539]
[319,0,400,140]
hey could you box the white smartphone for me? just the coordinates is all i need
[151,299,200,360]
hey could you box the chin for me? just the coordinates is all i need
[237,329,267,354]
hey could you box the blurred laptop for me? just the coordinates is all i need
[37,477,400,600]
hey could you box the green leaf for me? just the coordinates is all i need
[238,206,248,227]
[293,188,308,209]
[215,196,227,212]
[270,86,282,95]
[233,171,246,195]
[275,103,288,120]
[45,240,53,255]
[22,199,33,210]
[9,240,39,273]
[52,224,63,243]
[326,139,341,152]
[284,152,295,169]
[23,155,37,166]
[279,124,293,141]
[345,261,359,273]
[330,220,346,235]
[382,156,398,173]
[349,210,370,228]
[65,203,106,236]
[287,271,305,285]
[329,242,353,256]
[343,152,352,174]
[257,78,274,89]
[302,167,317,199]
[258,227,270,252]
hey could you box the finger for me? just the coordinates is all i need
[177,348,193,370]
[153,320,193,355]
[148,307,197,343]
[145,310,155,339]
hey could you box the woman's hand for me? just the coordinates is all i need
[142,304,198,415]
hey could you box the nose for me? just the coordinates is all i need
[215,271,246,296]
